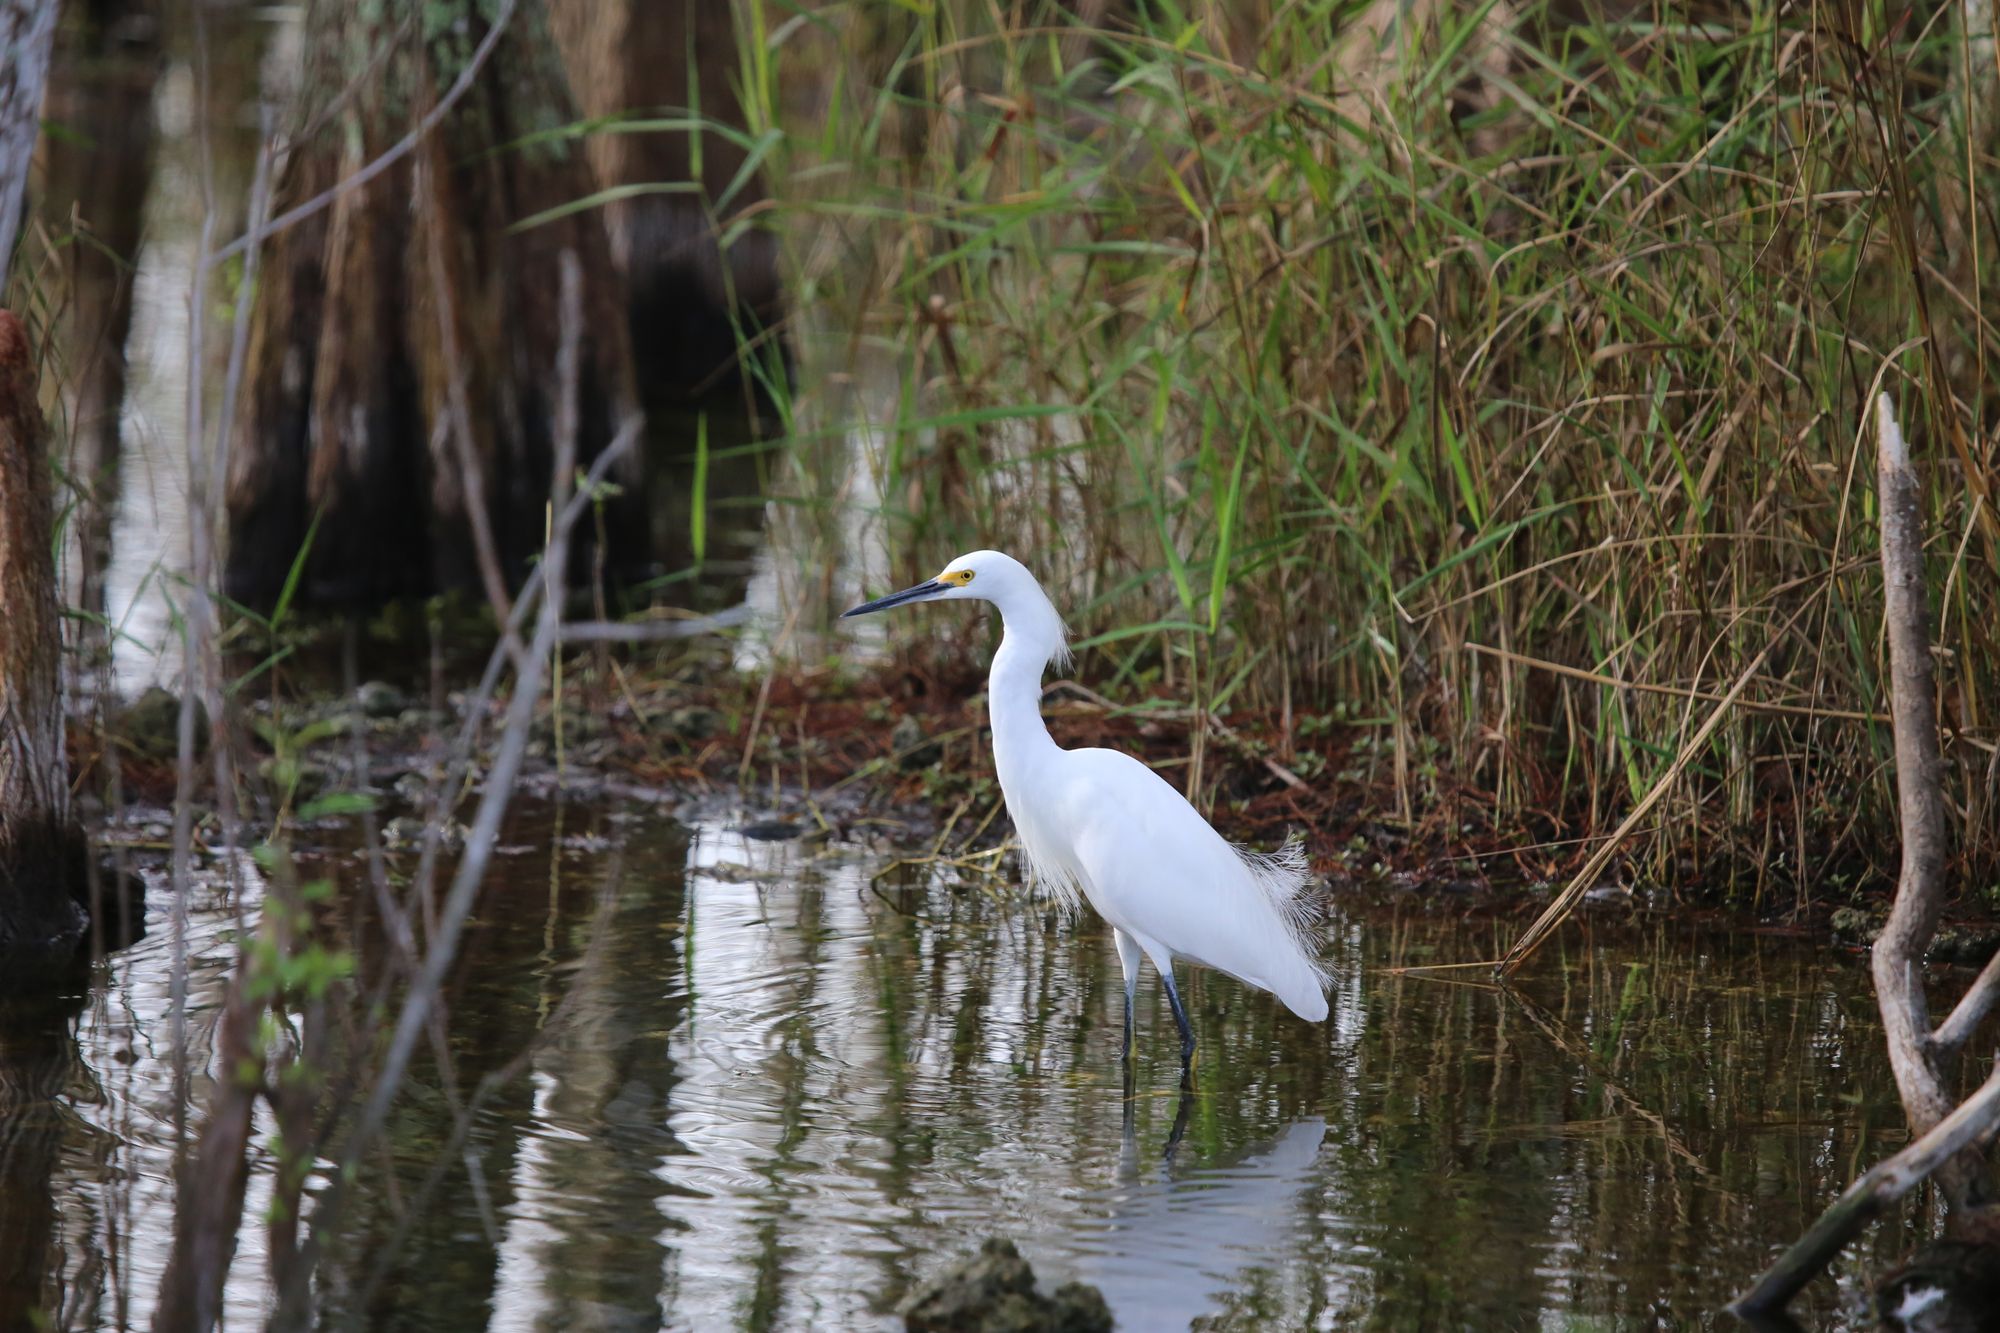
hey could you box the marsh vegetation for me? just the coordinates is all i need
[0,1,1997,1328]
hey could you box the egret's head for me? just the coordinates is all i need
[840,550,1028,617]
[841,549,1069,668]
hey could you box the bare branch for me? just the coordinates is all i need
[269,413,638,1321]
[1731,1061,2000,1317]
[274,253,624,1315]
[344,249,586,1167]
[558,604,753,643]
[1869,393,1987,1207]
[1935,949,2000,1058]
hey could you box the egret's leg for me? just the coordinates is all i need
[1160,966,1197,1076]
[1114,929,1143,1066]
[1162,1084,1194,1162]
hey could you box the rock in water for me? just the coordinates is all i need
[901,1238,1112,1333]
[355,680,411,720]
[736,819,805,842]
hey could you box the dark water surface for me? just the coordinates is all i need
[1,795,1925,1330]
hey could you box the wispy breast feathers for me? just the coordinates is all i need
[1020,588,1071,675]
[1019,835,1085,915]
[1047,620,1073,675]
[1233,834,1333,984]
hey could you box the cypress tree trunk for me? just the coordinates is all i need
[224,0,643,611]
[549,0,784,400]
[0,0,57,269]
[38,0,162,617]
[0,311,88,972]
[0,4,94,982]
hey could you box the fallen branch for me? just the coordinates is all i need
[1934,949,2000,1058]
[1730,1063,2000,1317]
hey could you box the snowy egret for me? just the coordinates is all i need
[843,550,1330,1078]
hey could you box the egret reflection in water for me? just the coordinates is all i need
[1062,1110,1332,1327]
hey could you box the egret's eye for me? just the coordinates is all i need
[942,569,975,586]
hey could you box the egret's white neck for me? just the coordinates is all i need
[986,586,1068,781]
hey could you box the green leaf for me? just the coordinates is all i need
[297,793,376,822]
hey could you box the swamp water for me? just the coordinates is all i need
[0,792,1926,1330]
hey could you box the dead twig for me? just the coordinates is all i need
[1498,604,1804,976]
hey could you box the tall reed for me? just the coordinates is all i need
[745,0,2000,893]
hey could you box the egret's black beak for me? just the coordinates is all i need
[841,579,946,618]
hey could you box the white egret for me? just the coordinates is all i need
[843,550,1330,1077]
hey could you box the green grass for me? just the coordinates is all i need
[735,0,2000,895]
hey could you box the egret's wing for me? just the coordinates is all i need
[1061,749,1329,1020]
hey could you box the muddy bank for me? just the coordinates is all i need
[74,626,1975,957]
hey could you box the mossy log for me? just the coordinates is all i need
[224,0,643,612]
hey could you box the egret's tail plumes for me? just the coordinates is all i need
[1233,835,1332,1022]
